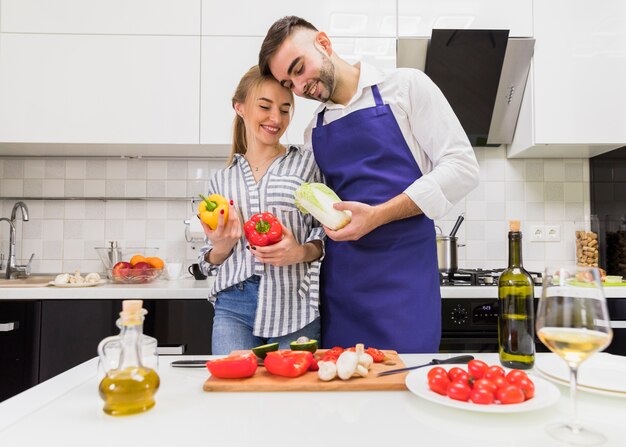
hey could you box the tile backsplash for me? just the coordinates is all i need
[0,148,589,275]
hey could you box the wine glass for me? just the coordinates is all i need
[536,266,613,446]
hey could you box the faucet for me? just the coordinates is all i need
[2,201,34,279]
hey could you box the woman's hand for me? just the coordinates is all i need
[251,226,313,267]
[201,201,242,264]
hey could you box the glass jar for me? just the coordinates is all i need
[575,216,600,268]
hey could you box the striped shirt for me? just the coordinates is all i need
[198,145,325,338]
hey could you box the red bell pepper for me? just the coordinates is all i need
[264,350,313,378]
[244,212,283,247]
[206,353,258,379]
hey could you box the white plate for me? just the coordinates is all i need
[48,279,106,288]
[535,353,626,398]
[405,365,561,413]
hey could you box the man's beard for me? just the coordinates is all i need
[311,55,336,103]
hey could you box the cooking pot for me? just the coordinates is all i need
[435,218,465,274]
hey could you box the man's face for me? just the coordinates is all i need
[268,31,336,103]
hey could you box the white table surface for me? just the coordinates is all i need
[1,353,624,446]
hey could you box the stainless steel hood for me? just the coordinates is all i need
[397,31,535,146]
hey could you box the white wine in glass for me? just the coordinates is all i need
[536,266,612,446]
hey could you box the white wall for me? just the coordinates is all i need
[0,151,588,275]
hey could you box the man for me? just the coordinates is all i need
[259,16,479,353]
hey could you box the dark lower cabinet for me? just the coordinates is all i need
[0,301,41,401]
[0,299,214,402]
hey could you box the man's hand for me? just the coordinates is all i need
[323,201,378,241]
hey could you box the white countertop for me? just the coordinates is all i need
[1,353,624,446]
[2,279,625,300]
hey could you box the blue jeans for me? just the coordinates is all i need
[211,276,320,355]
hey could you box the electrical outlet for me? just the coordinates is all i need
[546,225,561,242]
[530,225,545,242]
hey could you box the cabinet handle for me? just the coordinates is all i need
[0,321,19,332]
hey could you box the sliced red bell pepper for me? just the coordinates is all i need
[206,353,258,379]
[264,350,312,378]
[244,212,283,247]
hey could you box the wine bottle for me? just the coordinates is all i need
[498,220,535,369]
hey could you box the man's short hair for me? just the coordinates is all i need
[259,16,318,76]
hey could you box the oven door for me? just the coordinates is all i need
[439,299,499,353]
[439,331,498,353]
[606,299,626,356]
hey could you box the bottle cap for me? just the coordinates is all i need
[122,300,143,312]
[509,220,521,232]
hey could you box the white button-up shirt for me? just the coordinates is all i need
[304,61,479,219]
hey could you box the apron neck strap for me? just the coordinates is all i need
[316,107,327,127]
[371,84,384,106]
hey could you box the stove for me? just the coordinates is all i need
[439,268,542,287]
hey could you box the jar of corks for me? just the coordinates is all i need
[575,216,600,268]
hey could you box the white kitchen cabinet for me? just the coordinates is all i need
[201,0,396,37]
[398,0,533,38]
[0,0,201,35]
[200,36,396,146]
[0,34,200,145]
[508,0,626,158]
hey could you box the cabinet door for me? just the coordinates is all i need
[39,300,115,382]
[147,299,213,355]
[398,0,533,37]
[0,301,41,401]
[0,34,200,144]
[201,0,396,37]
[0,0,200,35]
[533,0,626,144]
[200,36,396,146]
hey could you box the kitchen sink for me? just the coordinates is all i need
[0,275,56,287]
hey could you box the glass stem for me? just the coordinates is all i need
[569,364,580,434]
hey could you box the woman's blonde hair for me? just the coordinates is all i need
[229,65,294,165]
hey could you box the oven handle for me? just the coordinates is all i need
[611,321,626,329]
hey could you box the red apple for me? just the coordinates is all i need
[112,261,132,277]
[131,261,153,282]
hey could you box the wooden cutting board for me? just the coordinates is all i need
[203,350,408,392]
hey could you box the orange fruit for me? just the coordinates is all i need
[129,254,147,266]
[146,256,164,269]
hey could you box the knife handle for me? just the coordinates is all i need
[431,355,475,365]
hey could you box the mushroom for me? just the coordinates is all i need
[317,361,337,381]
[355,343,373,370]
[85,272,101,283]
[336,351,368,380]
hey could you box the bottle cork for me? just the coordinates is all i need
[509,220,521,232]
[122,300,143,313]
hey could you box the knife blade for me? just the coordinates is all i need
[170,360,209,368]
[377,355,474,377]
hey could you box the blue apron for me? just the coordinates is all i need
[312,84,441,353]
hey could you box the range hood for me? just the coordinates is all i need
[397,30,535,147]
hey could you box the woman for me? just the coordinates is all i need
[198,66,325,355]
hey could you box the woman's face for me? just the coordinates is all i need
[238,80,293,148]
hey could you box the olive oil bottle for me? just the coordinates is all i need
[497,220,535,369]
[98,300,160,416]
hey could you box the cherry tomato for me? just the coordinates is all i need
[447,367,466,381]
[447,381,471,402]
[484,365,506,381]
[427,367,448,380]
[470,388,495,405]
[497,385,525,404]
[515,377,536,400]
[505,369,529,385]
[473,378,498,395]
[451,371,471,386]
[467,359,489,380]
[428,373,451,396]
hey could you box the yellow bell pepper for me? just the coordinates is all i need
[198,194,229,230]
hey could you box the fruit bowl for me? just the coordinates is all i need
[108,267,163,284]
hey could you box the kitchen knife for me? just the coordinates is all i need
[377,355,474,377]
[170,360,208,368]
